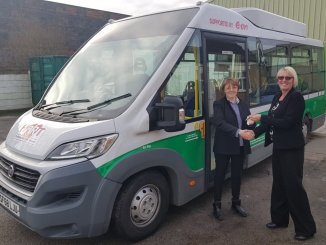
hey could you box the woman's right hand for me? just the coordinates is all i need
[239,129,255,140]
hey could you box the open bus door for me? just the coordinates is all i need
[203,33,248,187]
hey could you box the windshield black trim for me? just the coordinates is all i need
[32,110,91,123]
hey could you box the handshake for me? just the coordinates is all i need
[239,129,255,140]
[239,114,262,140]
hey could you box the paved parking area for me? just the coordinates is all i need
[0,111,325,244]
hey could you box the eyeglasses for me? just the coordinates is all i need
[277,76,293,81]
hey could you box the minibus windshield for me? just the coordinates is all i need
[40,8,198,120]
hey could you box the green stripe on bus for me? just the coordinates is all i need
[97,130,205,177]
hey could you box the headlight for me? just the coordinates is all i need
[47,134,118,160]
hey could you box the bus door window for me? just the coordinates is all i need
[206,38,247,117]
[248,37,260,106]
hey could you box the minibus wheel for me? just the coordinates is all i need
[303,116,312,144]
[112,170,170,241]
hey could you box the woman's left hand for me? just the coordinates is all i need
[247,114,261,123]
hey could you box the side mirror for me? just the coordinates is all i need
[155,95,185,132]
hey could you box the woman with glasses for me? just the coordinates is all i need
[248,66,316,241]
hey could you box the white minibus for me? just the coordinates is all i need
[0,2,325,241]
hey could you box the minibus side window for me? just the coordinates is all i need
[311,47,325,92]
[249,38,289,106]
[291,45,312,94]
[160,32,203,121]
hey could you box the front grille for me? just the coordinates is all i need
[0,185,27,205]
[66,192,82,199]
[0,156,40,193]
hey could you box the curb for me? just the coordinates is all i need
[311,125,326,137]
[311,132,326,137]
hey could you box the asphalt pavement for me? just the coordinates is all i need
[0,111,326,244]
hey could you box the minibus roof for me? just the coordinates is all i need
[233,7,307,37]
[110,2,323,47]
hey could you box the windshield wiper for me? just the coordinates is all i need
[87,93,132,110]
[39,99,91,110]
[61,93,132,116]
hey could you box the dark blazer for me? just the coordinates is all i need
[254,88,305,149]
[213,97,253,155]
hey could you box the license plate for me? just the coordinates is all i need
[0,192,20,216]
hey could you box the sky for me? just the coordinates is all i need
[46,0,208,15]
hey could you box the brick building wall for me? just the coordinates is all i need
[0,0,128,73]
[0,0,128,110]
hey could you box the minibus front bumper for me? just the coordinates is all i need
[0,159,122,238]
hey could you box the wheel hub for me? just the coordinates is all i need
[130,185,160,227]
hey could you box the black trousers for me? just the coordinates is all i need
[271,147,316,236]
[214,147,244,205]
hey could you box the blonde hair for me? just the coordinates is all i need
[276,66,298,87]
[221,78,239,91]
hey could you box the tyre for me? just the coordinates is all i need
[112,170,170,241]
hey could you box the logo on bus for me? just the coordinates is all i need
[209,18,248,31]
[7,165,15,178]
[16,124,46,143]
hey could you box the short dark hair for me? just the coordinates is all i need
[221,78,239,91]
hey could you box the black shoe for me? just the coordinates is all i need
[213,203,223,221]
[232,205,247,217]
[266,222,288,229]
[294,234,314,241]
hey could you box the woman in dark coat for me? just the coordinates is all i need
[212,78,254,221]
[249,66,316,241]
